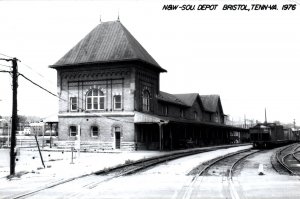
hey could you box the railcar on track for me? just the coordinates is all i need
[250,123,298,148]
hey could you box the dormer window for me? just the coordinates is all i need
[162,105,168,116]
[180,109,184,118]
[194,111,198,120]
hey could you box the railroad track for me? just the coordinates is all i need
[178,148,259,199]
[274,143,300,175]
[10,144,250,199]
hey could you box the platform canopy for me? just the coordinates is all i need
[43,115,58,123]
[134,112,169,124]
[134,112,247,132]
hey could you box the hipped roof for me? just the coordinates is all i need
[50,21,166,72]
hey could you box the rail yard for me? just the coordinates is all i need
[0,143,299,199]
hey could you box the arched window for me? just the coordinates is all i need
[142,90,151,112]
[86,89,105,110]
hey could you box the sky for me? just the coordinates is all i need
[0,0,299,124]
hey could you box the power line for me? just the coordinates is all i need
[0,63,11,68]
[3,57,129,123]
[0,52,13,59]
[18,70,133,124]
[19,73,62,100]
[20,62,56,86]
[0,70,11,73]
[20,73,133,123]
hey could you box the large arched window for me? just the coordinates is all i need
[86,89,105,110]
[142,90,151,112]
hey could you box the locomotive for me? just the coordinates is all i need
[250,123,298,148]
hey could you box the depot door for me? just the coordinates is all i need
[115,127,121,149]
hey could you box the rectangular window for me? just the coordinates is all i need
[114,95,122,110]
[69,126,77,137]
[91,126,99,137]
[93,97,98,110]
[100,97,105,110]
[180,109,184,118]
[162,105,168,116]
[70,97,77,111]
[87,98,92,110]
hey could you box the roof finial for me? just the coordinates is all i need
[100,14,102,23]
[117,10,120,22]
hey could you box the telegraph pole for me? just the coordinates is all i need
[10,58,18,176]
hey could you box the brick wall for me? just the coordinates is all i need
[57,114,135,150]
[57,64,135,114]
[134,65,160,113]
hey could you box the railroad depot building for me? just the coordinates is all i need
[50,20,247,150]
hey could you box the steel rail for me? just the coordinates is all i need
[87,150,212,189]
[276,144,298,175]
[180,148,256,199]
[12,144,251,199]
[198,148,252,176]
[292,151,300,162]
[229,150,259,179]
[292,144,300,162]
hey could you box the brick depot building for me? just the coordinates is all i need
[50,20,247,150]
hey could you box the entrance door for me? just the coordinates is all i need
[115,127,121,149]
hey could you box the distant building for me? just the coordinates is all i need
[29,122,45,136]
[23,127,31,135]
[0,119,9,135]
[50,21,247,150]
[44,115,58,136]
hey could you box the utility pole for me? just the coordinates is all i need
[10,58,18,176]
[293,119,296,129]
[264,108,267,124]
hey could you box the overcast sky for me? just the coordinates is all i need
[0,0,299,124]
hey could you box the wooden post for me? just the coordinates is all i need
[10,58,18,176]
[34,135,45,168]
[170,126,173,150]
[70,147,74,164]
[49,122,52,148]
[159,123,163,151]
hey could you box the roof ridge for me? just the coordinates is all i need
[50,21,166,72]
[115,22,137,60]
[119,22,160,67]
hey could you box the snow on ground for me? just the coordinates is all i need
[0,148,168,198]
[13,145,253,199]
[234,149,300,199]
